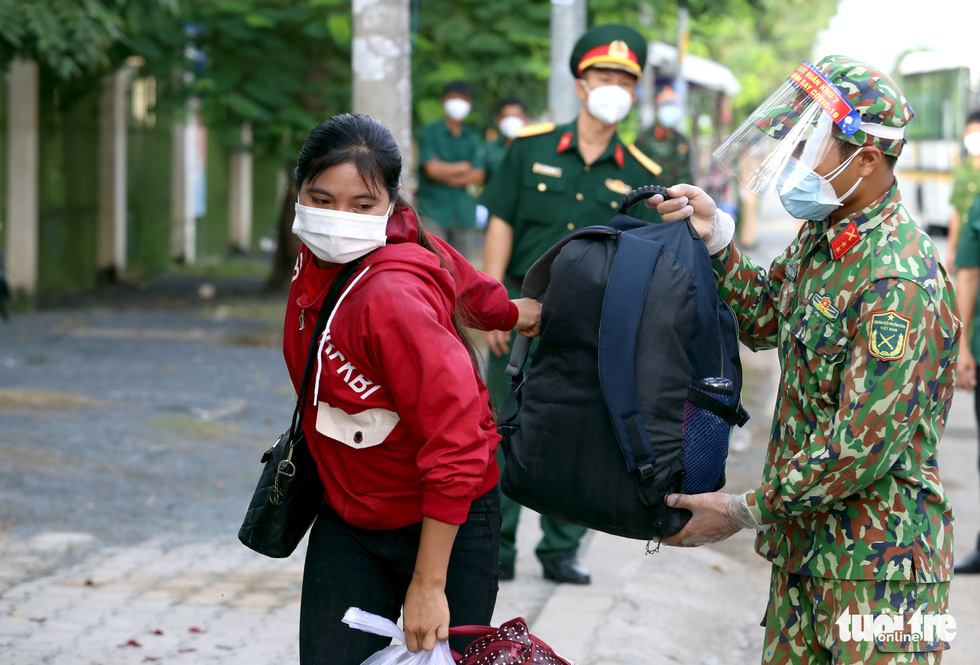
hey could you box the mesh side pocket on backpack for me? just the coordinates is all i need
[680,380,733,494]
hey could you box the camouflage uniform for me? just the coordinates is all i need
[716,56,959,664]
[633,124,693,187]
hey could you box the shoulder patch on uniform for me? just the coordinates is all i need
[627,144,663,177]
[869,311,911,361]
[515,122,556,139]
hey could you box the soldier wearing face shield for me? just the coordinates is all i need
[480,23,663,585]
[649,56,958,664]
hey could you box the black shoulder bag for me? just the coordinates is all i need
[238,259,363,558]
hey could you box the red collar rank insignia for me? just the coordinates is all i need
[810,293,839,320]
[557,132,573,153]
[869,311,911,361]
[830,221,860,260]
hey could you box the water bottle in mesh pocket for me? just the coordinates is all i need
[681,377,733,494]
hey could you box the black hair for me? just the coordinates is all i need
[498,98,526,113]
[443,80,472,97]
[293,113,480,365]
[294,113,401,202]
[967,109,980,126]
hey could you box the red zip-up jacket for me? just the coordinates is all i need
[283,207,518,529]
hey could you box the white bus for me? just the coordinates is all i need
[897,50,980,232]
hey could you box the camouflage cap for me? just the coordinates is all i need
[569,23,646,79]
[815,55,914,156]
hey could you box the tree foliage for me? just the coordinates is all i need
[2,0,839,148]
[412,0,551,127]
[0,0,178,80]
[133,0,351,159]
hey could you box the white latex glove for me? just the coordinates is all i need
[661,491,769,548]
[645,184,734,255]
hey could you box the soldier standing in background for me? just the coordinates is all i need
[634,86,693,186]
[946,110,980,269]
[653,55,958,663]
[953,191,980,574]
[480,23,662,585]
[416,81,486,259]
[484,99,529,184]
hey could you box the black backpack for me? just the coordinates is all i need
[499,186,749,540]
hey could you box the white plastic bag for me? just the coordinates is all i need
[343,607,456,665]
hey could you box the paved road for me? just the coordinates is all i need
[2,204,979,664]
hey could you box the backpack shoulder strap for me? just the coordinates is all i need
[597,231,663,485]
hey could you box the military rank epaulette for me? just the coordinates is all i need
[627,144,663,177]
[515,122,556,139]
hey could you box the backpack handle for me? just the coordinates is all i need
[618,184,673,214]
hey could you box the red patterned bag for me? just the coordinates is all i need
[449,618,574,665]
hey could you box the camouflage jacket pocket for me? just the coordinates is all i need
[790,303,849,402]
[792,302,848,360]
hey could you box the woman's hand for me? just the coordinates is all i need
[403,517,458,652]
[403,575,450,653]
[512,297,542,338]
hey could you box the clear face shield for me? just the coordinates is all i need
[713,63,862,198]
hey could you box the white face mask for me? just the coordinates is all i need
[292,202,393,264]
[443,98,471,121]
[581,80,633,126]
[657,103,682,130]
[498,115,526,140]
[965,133,980,157]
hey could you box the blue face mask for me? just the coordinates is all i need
[777,150,864,221]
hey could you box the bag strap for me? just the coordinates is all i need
[448,624,499,637]
[687,386,749,427]
[597,232,663,489]
[288,258,364,439]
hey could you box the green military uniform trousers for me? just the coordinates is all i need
[487,280,587,570]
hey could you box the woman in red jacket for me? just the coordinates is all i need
[285,113,540,664]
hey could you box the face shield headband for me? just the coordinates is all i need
[712,62,903,197]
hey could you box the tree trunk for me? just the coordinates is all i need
[548,0,586,124]
[352,0,414,198]
[265,174,299,291]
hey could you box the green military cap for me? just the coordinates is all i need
[569,23,647,79]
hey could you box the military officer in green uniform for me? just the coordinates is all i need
[480,23,662,585]
[946,110,980,268]
[634,86,694,186]
[653,56,958,664]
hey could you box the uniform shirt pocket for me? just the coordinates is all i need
[315,401,401,449]
[790,303,849,403]
[522,169,567,225]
